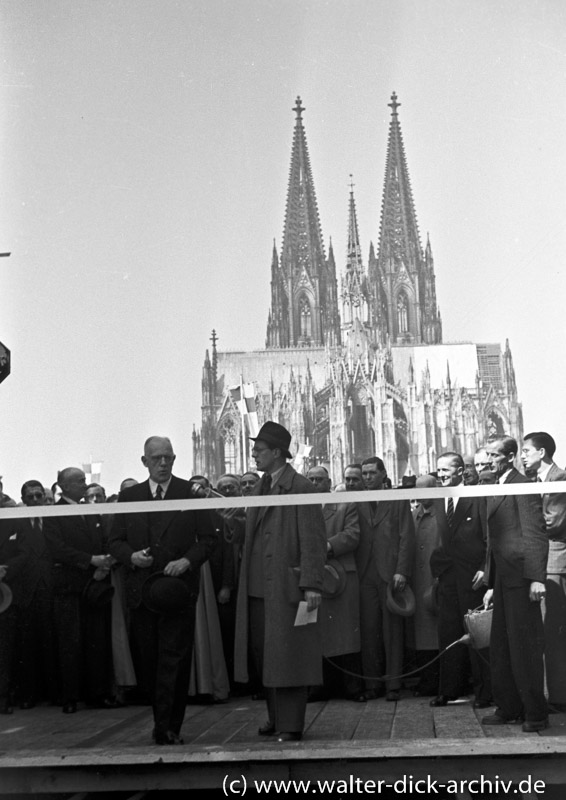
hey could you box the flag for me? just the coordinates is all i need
[230,382,259,437]
[291,443,312,474]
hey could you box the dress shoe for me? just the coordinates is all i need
[522,719,549,733]
[155,730,184,745]
[352,689,380,702]
[93,696,122,709]
[430,695,457,707]
[481,712,522,725]
[258,722,276,736]
[19,700,36,710]
[386,690,400,702]
[62,702,77,714]
[473,699,492,709]
[276,732,302,742]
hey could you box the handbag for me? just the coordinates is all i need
[463,604,492,650]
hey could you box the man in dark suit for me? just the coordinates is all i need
[0,517,27,714]
[109,436,217,745]
[12,481,58,708]
[521,431,566,712]
[429,452,491,708]
[44,467,115,714]
[355,456,415,702]
[234,422,327,742]
[482,436,548,732]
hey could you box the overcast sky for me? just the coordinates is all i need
[1,0,565,497]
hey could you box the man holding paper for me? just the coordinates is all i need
[234,421,327,741]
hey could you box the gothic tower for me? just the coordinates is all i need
[341,177,370,330]
[368,92,442,345]
[266,98,340,349]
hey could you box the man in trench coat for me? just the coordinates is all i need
[233,422,327,741]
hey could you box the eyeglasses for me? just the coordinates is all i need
[146,456,175,465]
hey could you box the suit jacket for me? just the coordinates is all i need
[541,463,566,574]
[430,494,487,580]
[0,520,28,606]
[486,468,548,588]
[108,475,218,609]
[5,517,53,607]
[355,498,415,583]
[44,499,105,594]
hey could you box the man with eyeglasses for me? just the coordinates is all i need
[109,436,217,745]
[12,481,58,708]
[234,421,327,742]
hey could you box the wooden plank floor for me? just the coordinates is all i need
[1,692,566,794]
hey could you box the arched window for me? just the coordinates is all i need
[299,296,312,339]
[397,293,408,333]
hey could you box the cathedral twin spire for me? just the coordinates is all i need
[267,93,442,350]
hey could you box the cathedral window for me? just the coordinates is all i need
[299,296,312,339]
[397,293,409,333]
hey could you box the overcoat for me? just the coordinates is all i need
[321,501,360,657]
[234,464,327,687]
[408,503,440,651]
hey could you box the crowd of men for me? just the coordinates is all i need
[0,425,564,742]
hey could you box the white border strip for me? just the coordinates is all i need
[1,480,565,519]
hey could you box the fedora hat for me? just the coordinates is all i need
[83,577,115,608]
[250,421,293,460]
[142,571,196,614]
[0,581,13,614]
[321,559,347,598]
[386,582,416,617]
[423,580,439,615]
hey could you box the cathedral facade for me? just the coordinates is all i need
[193,94,522,484]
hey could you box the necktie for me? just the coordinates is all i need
[446,497,454,529]
[262,474,272,495]
[155,484,164,500]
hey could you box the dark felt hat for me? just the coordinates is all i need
[0,581,13,614]
[386,582,416,617]
[83,577,115,608]
[321,559,348,598]
[142,571,196,614]
[250,421,293,460]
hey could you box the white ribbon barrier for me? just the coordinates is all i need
[1,480,566,519]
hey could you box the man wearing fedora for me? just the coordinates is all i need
[44,467,115,714]
[429,452,491,709]
[234,421,327,741]
[109,436,217,745]
[306,465,362,701]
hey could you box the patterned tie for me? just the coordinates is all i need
[446,497,454,529]
[155,484,164,500]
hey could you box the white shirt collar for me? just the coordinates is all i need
[149,476,172,498]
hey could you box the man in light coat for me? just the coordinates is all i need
[307,465,361,700]
[234,422,327,742]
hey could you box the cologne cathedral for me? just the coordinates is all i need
[193,94,522,484]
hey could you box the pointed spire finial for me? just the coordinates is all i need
[349,173,355,193]
[293,96,304,119]
[388,92,400,116]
